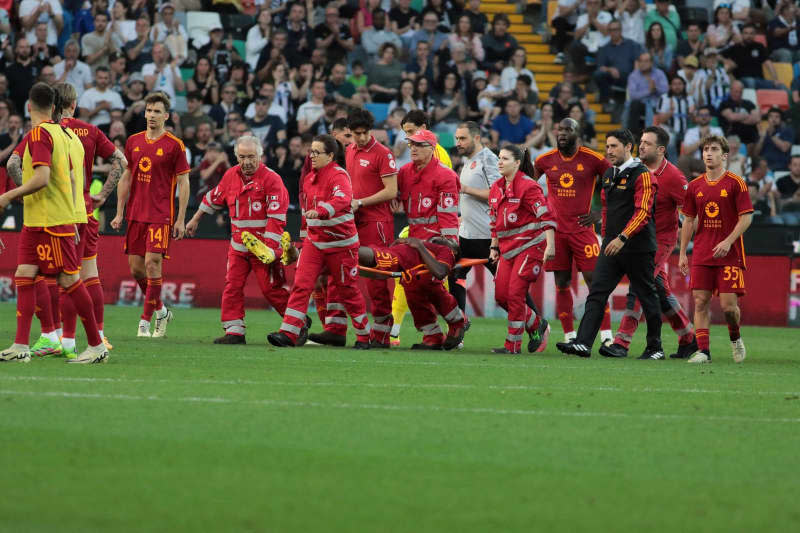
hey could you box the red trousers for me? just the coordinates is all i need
[614,242,694,348]
[495,249,543,352]
[326,219,393,343]
[280,241,369,343]
[221,249,289,336]
[403,276,464,346]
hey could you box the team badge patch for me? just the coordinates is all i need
[721,189,728,197]
[252,201,263,211]
[444,196,454,207]
[577,163,584,171]
[268,201,279,211]
[470,161,477,169]
[156,148,163,156]
[508,212,518,223]
[422,197,432,208]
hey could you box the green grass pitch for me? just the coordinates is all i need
[1,302,799,532]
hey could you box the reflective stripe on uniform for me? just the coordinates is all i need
[312,234,359,249]
[502,233,546,260]
[306,213,354,227]
[284,307,306,321]
[280,322,301,335]
[535,205,549,218]
[371,323,391,332]
[497,222,547,238]
[408,216,438,225]
[224,325,246,335]
[325,317,348,325]
[222,319,244,328]
[263,231,282,243]
[231,240,249,253]
[372,314,391,323]
[506,333,523,342]
[268,213,286,221]
[437,205,458,213]
[199,203,217,214]
[318,202,335,217]
[232,219,267,228]
[421,323,442,334]
[300,229,308,238]
[440,228,458,236]
[444,307,461,323]
[326,303,346,311]
[509,321,525,329]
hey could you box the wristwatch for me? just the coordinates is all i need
[357,199,363,208]
[618,233,628,243]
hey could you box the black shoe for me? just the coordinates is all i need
[442,326,465,351]
[599,342,628,358]
[492,347,519,354]
[638,347,665,360]
[411,343,443,350]
[213,334,246,344]
[556,340,591,358]
[296,317,312,347]
[353,341,371,350]
[308,330,346,347]
[527,318,550,353]
[267,331,295,347]
[369,340,390,349]
[670,337,698,359]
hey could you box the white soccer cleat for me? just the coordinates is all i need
[152,308,173,338]
[731,338,746,363]
[687,351,711,364]
[564,331,577,343]
[0,344,31,363]
[67,345,108,364]
[137,320,152,337]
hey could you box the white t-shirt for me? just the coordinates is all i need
[576,11,613,52]
[500,67,538,93]
[77,87,125,126]
[682,125,724,159]
[142,62,179,101]
[19,0,63,47]
[459,147,502,239]
[53,60,93,98]
[296,101,324,129]
[554,0,581,24]
[392,129,411,167]
[618,7,646,46]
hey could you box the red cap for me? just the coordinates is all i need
[407,129,438,146]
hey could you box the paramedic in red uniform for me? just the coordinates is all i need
[268,135,370,349]
[186,136,290,344]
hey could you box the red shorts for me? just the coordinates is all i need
[18,226,80,275]
[77,215,100,261]
[545,228,601,272]
[690,265,746,295]
[124,221,171,257]
[357,219,392,247]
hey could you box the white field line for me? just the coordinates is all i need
[1,374,799,397]
[1,388,798,424]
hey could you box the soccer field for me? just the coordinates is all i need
[1,303,799,532]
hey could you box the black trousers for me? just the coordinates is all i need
[449,237,540,318]
[576,250,662,350]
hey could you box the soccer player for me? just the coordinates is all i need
[534,118,613,345]
[604,127,697,359]
[111,91,190,338]
[489,145,556,354]
[0,82,107,364]
[679,134,753,364]
[358,236,465,350]
[310,109,397,348]
[186,135,290,344]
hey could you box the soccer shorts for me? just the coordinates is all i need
[545,228,601,272]
[124,221,171,257]
[18,226,80,275]
[690,264,746,295]
[357,219,392,247]
[77,215,100,261]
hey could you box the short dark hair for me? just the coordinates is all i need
[517,74,532,87]
[332,117,349,131]
[401,110,428,128]
[29,82,55,112]
[145,91,171,112]
[700,134,730,154]
[767,106,783,119]
[457,121,481,137]
[492,13,510,26]
[95,66,110,75]
[607,128,635,148]
[642,126,670,148]
[742,23,757,32]
[348,108,374,130]
[187,90,203,101]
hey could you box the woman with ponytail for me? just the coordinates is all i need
[488,145,557,354]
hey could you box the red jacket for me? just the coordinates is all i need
[489,171,557,260]
[301,160,359,250]
[200,163,288,257]
[397,157,460,240]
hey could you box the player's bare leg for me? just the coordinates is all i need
[0,264,39,363]
[581,270,613,346]
[720,292,745,363]
[689,290,713,363]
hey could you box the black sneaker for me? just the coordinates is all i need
[492,347,519,354]
[527,318,550,353]
[670,337,698,359]
[296,317,312,347]
[213,334,246,345]
[442,326,465,351]
[638,347,665,360]
[369,340,390,349]
[556,340,591,358]
[411,343,443,350]
[599,342,628,358]
[308,330,346,347]
[267,332,295,347]
[353,341,371,350]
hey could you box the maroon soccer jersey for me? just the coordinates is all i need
[650,159,688,246]
[681,172,753,268]
[374,242,456,272]
[61,117,117,214]
[124,131,190,225]
[346,136,397,222]
[534,146,610,234]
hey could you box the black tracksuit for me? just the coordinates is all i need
[576,158,663,351]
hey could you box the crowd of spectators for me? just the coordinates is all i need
[0,0,799,224]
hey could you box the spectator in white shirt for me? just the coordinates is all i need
[246,9,272,71]
[19,0,64,48]
[568,0,612,73]
[150,3,188,65]
[54,40,93,98]
[77,66,125,128]
[296,79,326,134]
[81,11,118,73]
[616,0,646,46]
[142,42,185,102]
[110,0,137,47]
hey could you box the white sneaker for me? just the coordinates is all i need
[67,345,108,364]
[137,320,151,337]
[0,344,31,363]
[731,338,746,363]
[564,331,577,343]
[152,308,173,338]
[687,351,711,364]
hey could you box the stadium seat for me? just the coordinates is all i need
[180,67,194,81]
[765,62,795,89]
[756,90,789,113]
[174,95,188,113]
[676,6,708,25]
[364,103,389,124]
[791,145,800,156]
[766,215,785,225]
[782,213,800,226]
[187,11,223,48]
[233,40,246,60]
[437,131,455,150]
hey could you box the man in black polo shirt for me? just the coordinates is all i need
[723,23,786,90]
[557,129,664,359]
[719,80,761,151]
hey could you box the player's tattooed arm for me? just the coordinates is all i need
[92,149,128,208]
[6,153,22,185]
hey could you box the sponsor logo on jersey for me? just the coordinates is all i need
[138,156,152,172]
[360,159,369,167]
[705,201,720,218]
[559,173,574,188]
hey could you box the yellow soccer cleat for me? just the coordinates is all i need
[103,337,113,351]
[280,231,299,265]
[241,231,276,264]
